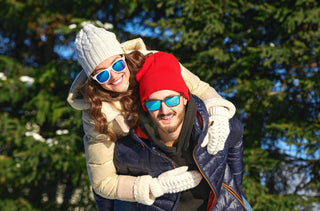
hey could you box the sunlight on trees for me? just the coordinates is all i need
[0,0,319,210]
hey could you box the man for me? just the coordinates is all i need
[113,52,250,210]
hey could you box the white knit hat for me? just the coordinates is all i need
[74,23,124,77]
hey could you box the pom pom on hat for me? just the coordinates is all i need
[74,24,124,77]
[136,52,189,111]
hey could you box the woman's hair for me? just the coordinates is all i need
[84,50,151,142]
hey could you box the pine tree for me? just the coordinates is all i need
[1,0,319,210]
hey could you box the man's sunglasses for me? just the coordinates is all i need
[144,95,181,111]
[91,56,126,84]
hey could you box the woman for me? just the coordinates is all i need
[67,24,236,205]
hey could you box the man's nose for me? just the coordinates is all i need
[158,102,170,114]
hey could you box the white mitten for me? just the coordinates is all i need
[133,166,202,205]
[201,106,230,155]
[150,166,202,197]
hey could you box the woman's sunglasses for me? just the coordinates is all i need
[91,56,126,84]
[144,95,181,111]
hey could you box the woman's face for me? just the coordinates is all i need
[92,54,130,93]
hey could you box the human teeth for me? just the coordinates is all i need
[162,115,173,120]
[112,77,122,85]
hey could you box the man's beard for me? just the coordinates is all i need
[153,110,185,134]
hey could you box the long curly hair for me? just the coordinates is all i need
[83,51,150,142]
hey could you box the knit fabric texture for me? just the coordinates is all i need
[207,106,230,154]
[149,166,202,198]
[136,52,189,111]
[133,175,155,205]
[74,23,124,77]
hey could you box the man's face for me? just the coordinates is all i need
[145,90,188,134]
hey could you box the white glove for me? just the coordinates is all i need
[201,106,230,155]
[133,166,202,205]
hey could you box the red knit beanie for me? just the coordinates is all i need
[136,52,189,111]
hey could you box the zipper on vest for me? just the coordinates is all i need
[192,143,247,210]
[222,183,247,210]
[192,143,217,210]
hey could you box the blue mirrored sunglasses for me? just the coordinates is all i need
[144,95,181,111]
[91,56,126,84]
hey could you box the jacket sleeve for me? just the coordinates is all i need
[226,117,244,192]
[180,64,236,118]
[82,110,137,201]
[180,64,221,100]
